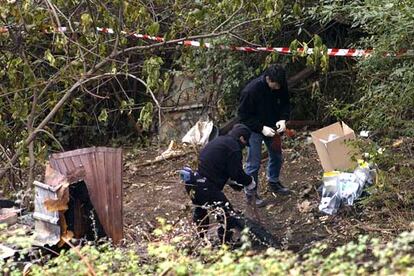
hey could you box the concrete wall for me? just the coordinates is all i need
[159,74,205,143]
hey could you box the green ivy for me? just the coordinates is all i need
[3,222,414,275]
[308,0,414,135]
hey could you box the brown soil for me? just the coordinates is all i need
[121,132,407,252]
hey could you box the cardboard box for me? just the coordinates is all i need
[311,122,357,172]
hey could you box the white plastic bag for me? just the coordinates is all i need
[181,119,214,146]
[318,162,376,215]
[319,172,341,214]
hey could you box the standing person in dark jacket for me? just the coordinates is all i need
[184,124,256,243]
[238,64,291,206]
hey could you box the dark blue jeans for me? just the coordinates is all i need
[245,132,283,191]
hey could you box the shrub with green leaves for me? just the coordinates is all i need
[3,0,324,186]
[3,220,414,275]
[310,0,414,135]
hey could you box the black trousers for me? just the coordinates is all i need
[185,181,241,242]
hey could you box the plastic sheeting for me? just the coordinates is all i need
[319,162,376,215]
[181,119,214,146]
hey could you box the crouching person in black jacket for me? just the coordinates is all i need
[182,124,256,243]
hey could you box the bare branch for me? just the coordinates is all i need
[34,129,64,151]
[80,84,110,99]
[228,18,263,33]
[229,33,261,47]
[213,0,244,33]
[43,0,62,29]
[0,28,251,178]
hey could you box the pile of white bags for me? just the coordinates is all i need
[319,162,376,215]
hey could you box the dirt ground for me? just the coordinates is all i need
[121,131,402,252]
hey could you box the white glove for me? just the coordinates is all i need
[275,120,286,133]
[244,178,256,195]
[262,126,276,137]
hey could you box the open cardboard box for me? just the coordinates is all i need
[311,122,358,172]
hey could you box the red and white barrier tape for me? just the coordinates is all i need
[99,27,380,57]
[99,27,411,57]
[1,26,413,57]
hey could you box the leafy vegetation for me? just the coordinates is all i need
[1,0,412,178]
[3,220,414,275]
[309,0,414,135]
[1,0,413,274]
[1,0,324,187]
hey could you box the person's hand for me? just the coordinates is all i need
[262,126,276,137]
[244,178,256,196]
[275,120,286,133]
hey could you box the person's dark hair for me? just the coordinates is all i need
[264,64,286,86]
[228,123,251,146]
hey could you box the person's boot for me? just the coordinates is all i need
[245,191,267,208]
[268,181,291,195]
[253,194,267,208]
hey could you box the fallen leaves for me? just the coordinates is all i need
[297,200,313,213]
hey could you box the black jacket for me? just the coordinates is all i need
[238,75,290,133]
[198,135,252,190]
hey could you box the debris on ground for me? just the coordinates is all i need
[0,244,16,259]
[318,162,376,215]
[0,207,20,226]
[33,147,123,246]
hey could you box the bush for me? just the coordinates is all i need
[311,0,414,135]
[3,220,414,275]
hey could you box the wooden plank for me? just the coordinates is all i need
[81,153,100,209]
[79,154,94,237]
[51,147,96,159]
[49,159,58,170]
[95,150,110,238]
[114,148,123,242]
[63,157,76,173]
[55,159,69,175]
[96,147,120,153]
[70,155,82,167]
[105,151,114,241]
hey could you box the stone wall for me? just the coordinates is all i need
[159,74,205,143]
